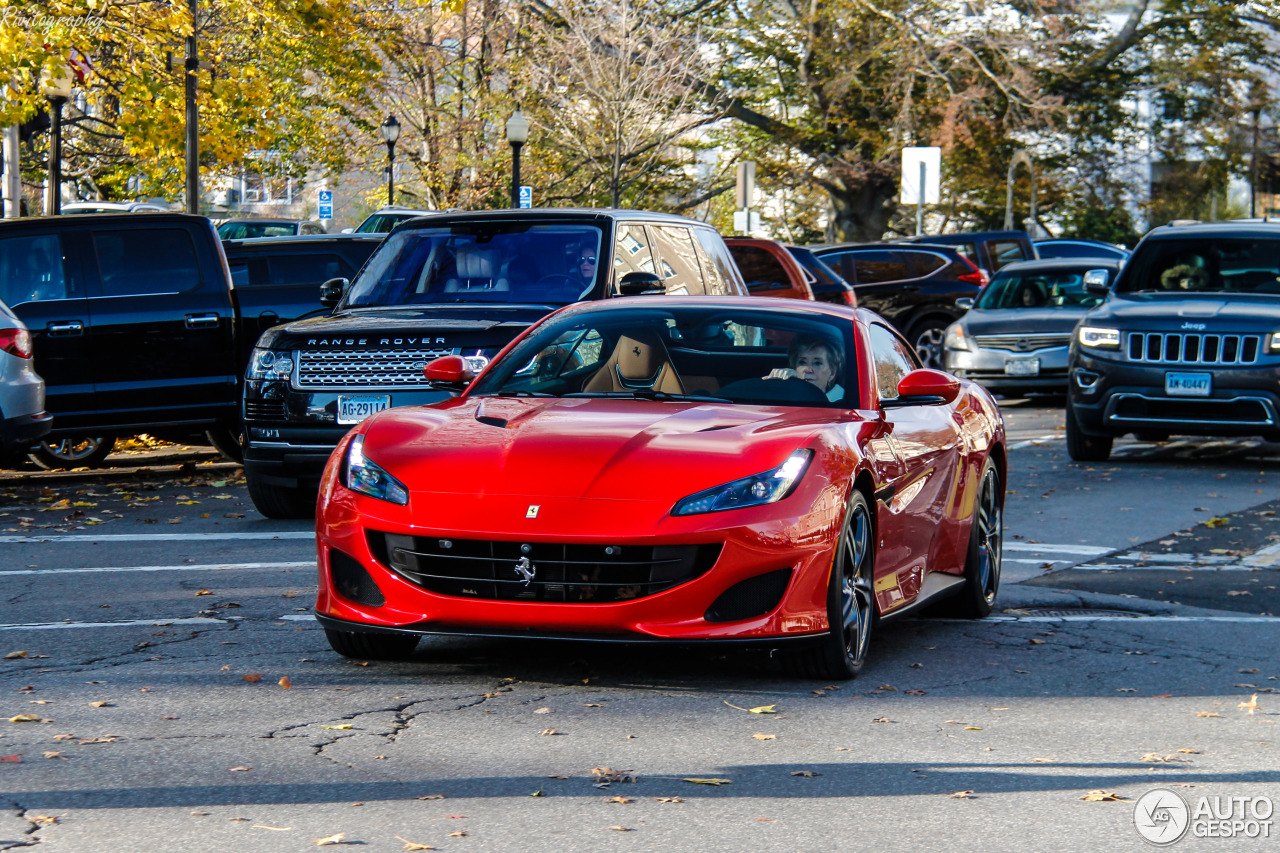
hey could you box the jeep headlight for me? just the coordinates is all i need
[1078,326,1120,349]
[342,434,409,505]
[246,348,295,380]
[672,450,812,516]
[1269,332,1280,353]
[944,323,969,351]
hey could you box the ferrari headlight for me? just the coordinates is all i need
[246,348,295,380]
[343,434,408,505]
[671,450,813,516]
[1078,326,1120,349]
[944,323,969,351]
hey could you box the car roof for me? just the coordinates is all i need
[391,207,714,228]
[905,230,1031,241]
[1034,238,1120,246]
[0,212,211,229]
[218,218,305,226]
[996,257,1124,273]
[811,241,965,258]
[1143,221,1280,240]
[221,234,382,249]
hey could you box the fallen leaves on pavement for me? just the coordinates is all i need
[1080,790,1128,801]
[683,778,732,786]
[313,834,345,846]
[724,701,776,714]
[1239,694,1261,715]
[752,733,776,740]
[947,790,976,799]
[396,838,436,851]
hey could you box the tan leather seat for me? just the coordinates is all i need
[582,331,685,394]
[443,246,509,292]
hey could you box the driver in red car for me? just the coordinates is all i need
[766,335,845,402]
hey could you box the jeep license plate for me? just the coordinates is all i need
[1165,372,1211,397]
[1004,358,1040,376]
[337,395,391,425]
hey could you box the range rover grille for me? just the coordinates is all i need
[368,531,722,604]
[297,348,453,388]
[972,332,1071,352]
[1126,332,1261,365]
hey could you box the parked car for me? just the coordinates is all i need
[0,212,314,469]
[0,298,53,465]
[222,234,382,339]
[217,219,326,239]
[243,208,749,517]
[811,242,985,368]
[902,230,1037,274]
[1067,221,1280,461]
[943,258,1122,394]
[785,246,857,306]
[349,208,436,234]
[313,296,1006,679]
[725,237,816,300]
[1035,238,1131,262]
[60,201,172,214]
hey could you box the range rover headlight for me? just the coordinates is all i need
[1269,332,1280,353]
[944,323,969,351]
[246,348,295,380]
[343,434,409,505]
[672,450,812,516]
[1078,326,1120,349]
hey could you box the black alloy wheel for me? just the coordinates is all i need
[28,435,117,470]
[939,461,1003,618]
[783,490,875,680]
[910,319,949,370]
[1065,404,1112,462]
[324,628,419,661]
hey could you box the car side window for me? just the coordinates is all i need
[991,240,1028,269]
[730,246,791,293]
[651,225,705,296]
[906,250,946,277]
[691,228,744,295]
[265,253,351,286]
[851,250,909,284]
[0,233,69,305]
[868,322,919,400]
[612,224,656,291]
[92,229,202,296]
[228,259,251,288]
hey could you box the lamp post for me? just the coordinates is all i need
[506,109,529,209]
[380,114,400,207]
[40,66,73,215]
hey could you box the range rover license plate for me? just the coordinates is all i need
[1004,358,1040,376]
[1165,372,1211,397]
[337,395,391,425]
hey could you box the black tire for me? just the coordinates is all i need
[908,317,950,370]
[1065,404,1112,461]
[246,473,316,519]
[324,628,419,660]
[937,461,1002,618]
[205,426,244,463]
[28,435,117,470]
[782,490,875,680]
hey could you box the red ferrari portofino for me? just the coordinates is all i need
[314,297,1006,679]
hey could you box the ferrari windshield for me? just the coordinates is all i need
[975,268,1105,310]
[345,222,605,307]
[1118,237,1280,295]
[471,304,857,408]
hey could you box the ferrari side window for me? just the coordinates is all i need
[868,323,916,400]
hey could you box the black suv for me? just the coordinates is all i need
[811,242,986,367]
[242,208,748,517]
[902,230,1037,274]
[1066,222,1280,461]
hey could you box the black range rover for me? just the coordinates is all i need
[1066,222,1280,461]
[243,208,747,517]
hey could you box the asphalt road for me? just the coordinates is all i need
[1,406,1277,852]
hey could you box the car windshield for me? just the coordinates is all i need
[1118,237,1280,295]
[344,223,605,307]
[219,222,296,239]
[470,304,856,408]
[355,213,416,234]
[975,268,1105,310]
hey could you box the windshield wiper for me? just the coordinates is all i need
[565,390,730,403]
[493,389,557,398]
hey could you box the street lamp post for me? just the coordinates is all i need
[506,110,529,209]
[380,114,400,207]
[40,66,73,215]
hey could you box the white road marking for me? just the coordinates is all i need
[0,531,313,543]
[1008,434,1064,450]
[1004,542,1114,556]
[1070,563,1271,572]
[0,617,233,631]
[0,561,312,578]
[280,615,315,622]
[987,615,1280,623]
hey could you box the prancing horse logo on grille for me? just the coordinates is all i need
[513,556,536,585]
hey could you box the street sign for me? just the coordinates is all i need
[732,210,761,234]
[901,148,941,205]
[518,185,532,209]
[735,162,756,209]
[317,188,333,220]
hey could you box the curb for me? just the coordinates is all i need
[999,582,1252,619]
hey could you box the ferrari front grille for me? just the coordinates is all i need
[367,532,722,604]
[1126,332,1261,365]
[297,347,453,389]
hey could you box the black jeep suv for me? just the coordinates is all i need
[1066,222,1280,461]
[242,208,747,517]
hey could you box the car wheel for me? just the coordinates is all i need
[909,318,949,370]
[324,628,419,661]
[1065,405,1112,462]
[28,435,117,470]
[937,461,1002,619]
[205,426,244,463]
[783,490,875,680]
[246,474,316,519]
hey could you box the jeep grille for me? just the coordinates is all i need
[1126,332,1261,365]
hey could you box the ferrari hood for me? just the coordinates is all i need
[358,397,846,502]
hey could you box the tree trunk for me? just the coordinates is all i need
[822,160,901,243]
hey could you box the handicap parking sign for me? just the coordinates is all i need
[318,189,333,219]
[518,185,532,209]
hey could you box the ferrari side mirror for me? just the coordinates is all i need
[882,368,961,408]
[424,355,476,393]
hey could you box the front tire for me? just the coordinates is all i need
[246,474,316,519]
[324,628,419,661]
[783,490,875,680]
[28,435,117,470]
[1065,405,1112,461]
[938,461,1002,618]
[205,426,244,463]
